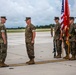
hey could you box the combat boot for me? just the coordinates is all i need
[70,55,75,60]
[0,62,9,67]
[26,59,31,64]
[63,55,69,59]
[55,54,61,58]
[0,62,2,67]
[28,59,35,65]
[75,55,76,60]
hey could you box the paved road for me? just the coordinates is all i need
[0,32,76,75]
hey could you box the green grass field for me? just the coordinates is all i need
[7,29,25,33]
[7,28,51,33]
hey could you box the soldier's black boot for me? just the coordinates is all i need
[55,54,61,58]
[28,58,35,65]
[70,55,75,60]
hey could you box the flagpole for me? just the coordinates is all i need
[61,0,70,59]
[65,0,70,59]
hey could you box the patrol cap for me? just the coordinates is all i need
[25,17,31,21]
[69,17,74,20]
[54,17,59,20]
[1,16,7,20]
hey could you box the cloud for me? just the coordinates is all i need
[0,0,75,27]
[71,0,76,16]
[70,0,76,22]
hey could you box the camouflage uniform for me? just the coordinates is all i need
[50,26,53,37]
[0,23,7,63]
[69,23,76,59]
[62,30,68,56]
[54,23,62,57]
[25,24,36,59]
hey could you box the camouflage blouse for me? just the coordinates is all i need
[25,24,36,43]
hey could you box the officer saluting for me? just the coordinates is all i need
[0,16,9,67]
[25,17,36,65]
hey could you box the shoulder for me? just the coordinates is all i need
[30,24,36,29]
[58,23,60,26]
[74,24,76,28]
[30,24,35,27]
[0,25,5,32]
[0,23,5,29]
[0,23,4,27]
[55,23,60,28]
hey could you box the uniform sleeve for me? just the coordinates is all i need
[31,25,36,32]
[74,25,76,33]
[1,26,5,32]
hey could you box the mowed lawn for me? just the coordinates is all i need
[7,28,51,33]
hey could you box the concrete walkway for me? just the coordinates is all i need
[0,32,76,75]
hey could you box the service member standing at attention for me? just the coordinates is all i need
[54,17,62,58]
[0,16,9,67]
[69,17,76,60]
[25,17,36,65]
[50,26,53,37]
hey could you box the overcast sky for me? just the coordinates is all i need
[0,0,76,28]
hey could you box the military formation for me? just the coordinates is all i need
[53,17,76,60]
[0,16,76,67]
[0,16,36,67]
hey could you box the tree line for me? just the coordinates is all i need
[7,23,76,29]
[7,24,55,29]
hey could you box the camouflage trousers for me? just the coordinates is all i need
[70,41,76,55]
[0,43,7,62]
[51,31,53,37]
[63,40,69,55]
[56,40,62,54]
[26,42,35,59]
